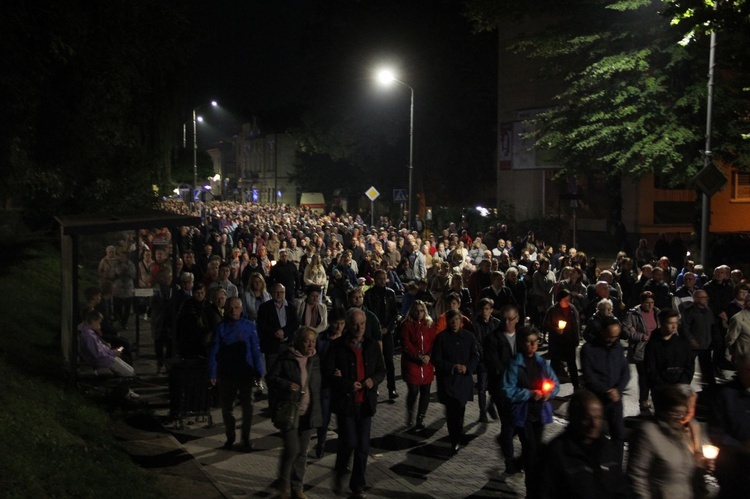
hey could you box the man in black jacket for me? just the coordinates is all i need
[325,308,386,499]
[257,283,299,378]
[269,249,299,306]
[539,390,627,499]
[644,309,694,391]
[364,270,399,399]
[580,317,630,464]
[483,304,520,472]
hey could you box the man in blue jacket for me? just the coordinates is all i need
[208,296,264,451]
[580,317,630,465]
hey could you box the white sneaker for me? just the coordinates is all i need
[126,389,140,399]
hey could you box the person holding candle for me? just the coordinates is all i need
[504,326,560,498]
[627,384,702,498]
[542,289,581,389]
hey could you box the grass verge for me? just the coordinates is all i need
[0,241,161,498]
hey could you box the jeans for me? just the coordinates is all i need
[382,332,396,392]
[316,387,332,447]
[494,396,516,460]
[476,370,488,415]
[279,412,313,491]
[335,413,372,492]
[551,347,579,389]
[406,383,431,417]
[218,376,254,441]
[694,348,716,387]
[635,361,650,403]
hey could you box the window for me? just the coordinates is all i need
[731,171,750,201]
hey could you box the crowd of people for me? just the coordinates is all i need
[76,199,750,499]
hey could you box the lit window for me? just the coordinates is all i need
[731,171,750,201]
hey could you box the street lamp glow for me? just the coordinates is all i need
[375,68,415,230]
[192,99,219,197]
[377,69,396,85]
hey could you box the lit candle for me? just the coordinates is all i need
[542,380,554,394]
[702,444,719,460]
[557,320,567,330]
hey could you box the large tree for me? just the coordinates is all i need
[465,0,750,183]
[0,1,189,226]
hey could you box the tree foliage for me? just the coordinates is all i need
[465,0,750,183]
[0,1,189,227]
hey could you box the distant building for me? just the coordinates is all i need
[231,121,298,205]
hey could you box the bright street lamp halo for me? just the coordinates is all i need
[377,69,396,85]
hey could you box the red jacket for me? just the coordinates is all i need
[401,319,437,385]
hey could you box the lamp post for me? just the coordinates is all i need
[192,100,218,196]
[377,70,414,230]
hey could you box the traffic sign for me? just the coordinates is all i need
[365,186,380,201]
[393,188,407,203]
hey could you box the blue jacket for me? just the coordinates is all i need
[503,352,560,427]
[208,318,264,380]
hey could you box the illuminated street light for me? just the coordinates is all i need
[377,68,414,230]
[192,100,219,196]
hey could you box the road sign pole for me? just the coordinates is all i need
[371,199,374,228]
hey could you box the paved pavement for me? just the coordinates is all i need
[122,319,721,498]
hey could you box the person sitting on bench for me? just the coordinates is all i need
[78,309,139,399]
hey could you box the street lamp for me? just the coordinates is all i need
[192,100,218,197]
[377,69,414,230]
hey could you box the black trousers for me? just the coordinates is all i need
[444,398,466,446]
[550,347,579,388]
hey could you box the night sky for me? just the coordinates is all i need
[183,0,498,189]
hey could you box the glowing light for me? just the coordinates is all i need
[557,320,567,330]
[702,444,719,460]
[377,69,396,85]
[197,116,204,123]
[542,380,554,394]
[211,100,218,107]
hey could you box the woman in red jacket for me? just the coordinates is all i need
[401,300,437,429]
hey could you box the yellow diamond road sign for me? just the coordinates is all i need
[365,186,380,201]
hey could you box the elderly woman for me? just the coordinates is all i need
[583,298,618,343]
[266,327,322,499]
[432,309,480,454]
[623,291,660,411]
[628,384,701,498]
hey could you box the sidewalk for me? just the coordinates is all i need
[122,318,719,498]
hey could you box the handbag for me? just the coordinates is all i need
[272,391,300,430]
[272,364,310,430]
[632,339,647,362]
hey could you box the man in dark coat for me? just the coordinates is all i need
[257,283,299,379]
[483,304,521,472]
[580,317,630,465]
[644,309,694,390]
[364,270,399,399]
[268,249,300,306]
[709,353,750,498]
[680,289,717,390]
[543,290,581,389]
[432,309,480,453]
[539,390,627,499]
[325,308,386,498]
